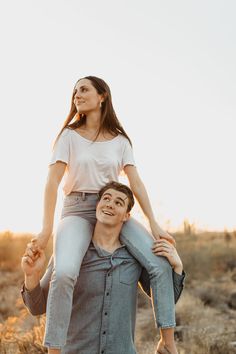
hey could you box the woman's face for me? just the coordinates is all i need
[73,79,103,114]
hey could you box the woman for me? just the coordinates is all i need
[34,76,178,354]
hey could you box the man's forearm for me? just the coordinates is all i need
[25,274,40,291]
[173,263,183,275]
[22,276,47,316]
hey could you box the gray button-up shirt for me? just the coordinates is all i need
[22,242,185,354]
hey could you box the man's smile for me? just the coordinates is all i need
[102,209,114,216]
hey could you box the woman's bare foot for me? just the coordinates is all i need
[156,339,178,354]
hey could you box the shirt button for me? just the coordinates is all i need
[101,351,105,354]
[103,331,106,334]
[106,292,109,296]
[105,312,108,315]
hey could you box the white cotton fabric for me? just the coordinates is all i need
[49,128,135,195]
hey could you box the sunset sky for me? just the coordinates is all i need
[0,0,235,233]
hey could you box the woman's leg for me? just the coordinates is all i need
[121,217,175,327]
[44,215,93,350]
[121,218,177,352]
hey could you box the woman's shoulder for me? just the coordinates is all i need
[59,127,74,139]
[117,134,132,146]
[53,128,73,147]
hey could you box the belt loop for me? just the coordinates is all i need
[82,192,86,201]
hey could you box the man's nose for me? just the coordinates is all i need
[106,201,114,208]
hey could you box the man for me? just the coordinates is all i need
[21,181,185,354]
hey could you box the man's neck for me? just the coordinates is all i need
[92,222,122,253]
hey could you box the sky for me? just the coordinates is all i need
[0,0,235,234]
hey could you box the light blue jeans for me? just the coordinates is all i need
[44,192,175,348]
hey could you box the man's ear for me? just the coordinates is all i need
[123,212,130,222]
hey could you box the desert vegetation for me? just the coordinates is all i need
[0,229,236,353]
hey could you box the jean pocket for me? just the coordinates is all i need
[119,259,141,285]
[63,195,80,207]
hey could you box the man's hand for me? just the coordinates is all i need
[21,243,46,277]
[152,239,183,274]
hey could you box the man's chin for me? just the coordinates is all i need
[99,217,114,225]
[96,213,109,223]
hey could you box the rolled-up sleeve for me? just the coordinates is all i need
[21,283,47,315]
[173,270,186,304]
[49,129,70,166]
[122,138,136,168]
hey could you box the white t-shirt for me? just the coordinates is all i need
[50,128,135,195]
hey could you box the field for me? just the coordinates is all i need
[1,230,236,354]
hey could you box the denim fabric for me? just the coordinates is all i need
[21,243,185,354]
[26,243,142,354]
[44,193,97,348]
[44,193,176,348]
[120,219,176,328]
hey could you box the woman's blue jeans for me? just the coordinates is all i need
[44,193,175,349]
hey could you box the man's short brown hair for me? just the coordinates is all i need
[98,181,135,212]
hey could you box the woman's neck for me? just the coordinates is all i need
[83,110,101,131]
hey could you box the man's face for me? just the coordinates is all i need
[96,189,130,227]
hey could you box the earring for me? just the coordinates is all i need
[100,101,103,108]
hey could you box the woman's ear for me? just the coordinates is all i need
[101,92,108,103]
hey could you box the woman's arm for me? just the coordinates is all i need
[34,161,66,249]
[124,165,175,243]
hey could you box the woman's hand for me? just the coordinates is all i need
[150,220,176,246]
[31,231,51,251]
[152,239,183,274]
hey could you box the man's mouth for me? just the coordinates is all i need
[102,209,114,216]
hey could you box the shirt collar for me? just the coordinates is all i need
[90,240,126,258]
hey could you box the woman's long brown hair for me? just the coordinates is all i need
[55,76,132,146]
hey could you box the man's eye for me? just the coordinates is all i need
[103,197,110,201]
[116,201,122,206]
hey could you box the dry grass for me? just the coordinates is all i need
[1,230,236,353]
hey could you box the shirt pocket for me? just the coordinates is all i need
[63,195,80,208]
[119,259,141,285]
